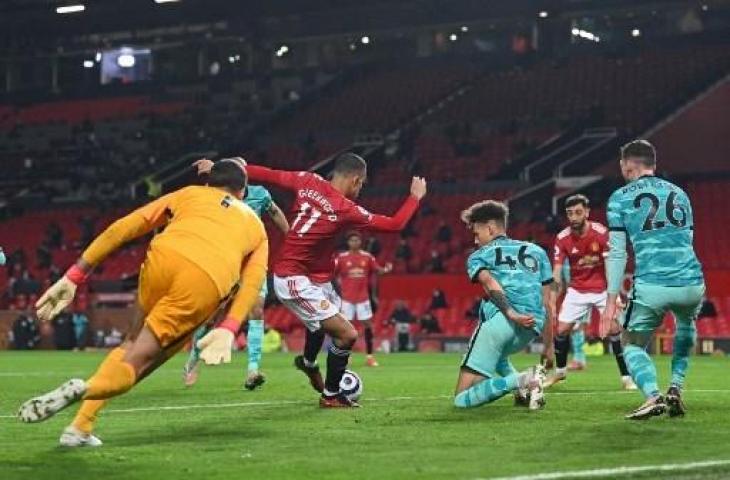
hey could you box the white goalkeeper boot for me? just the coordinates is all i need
[18,379,87,423]
[59,425,103,447]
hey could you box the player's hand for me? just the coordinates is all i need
[192,158,214,176]
[410,177,427,200]
[599,303,620,339]
[35,276,78,322]
[507,310,535,329]
[383,262,393,273]
[197,327,235,365]
[541,346,555,370]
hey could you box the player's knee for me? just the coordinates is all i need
[622,330,652,349]
[557,323,573,335]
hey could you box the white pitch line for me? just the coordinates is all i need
[2,389,730,420]
[480,459,730,480]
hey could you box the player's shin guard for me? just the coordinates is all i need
[185,325,210,371]
[554,333,570,371]
[671,322,697,389]
[324,343,351,395]
[454,374,519,408]
[364,327,374,355]
[246,320,264,373]
[609,334,630,377]
[624,344,660,399]
[84,351,137,400]
[71,347,126,433]
[571,330,587,365]
[303,329,325,366]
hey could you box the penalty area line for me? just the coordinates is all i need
[480,459,730,480]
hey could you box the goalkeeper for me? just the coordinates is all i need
[17,158,268,447]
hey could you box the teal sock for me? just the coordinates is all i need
[496,358,517,377]
[247,319,264,373]
[571,330,586,364]
[454,374,519,408]
[185,324,210,371]
[624,344,660,399]
[671,321,696,389]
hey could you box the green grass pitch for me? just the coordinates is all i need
[1,351,730,480]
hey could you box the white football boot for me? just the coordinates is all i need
[59,425,103,447]
[528,364,547,411]
[18,379,87,423]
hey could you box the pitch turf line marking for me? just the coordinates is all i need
[3,389,730,419]
[480,459,730,480]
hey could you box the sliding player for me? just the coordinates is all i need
[454,200,555,411]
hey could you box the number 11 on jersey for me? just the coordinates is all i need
[291,202,322,236]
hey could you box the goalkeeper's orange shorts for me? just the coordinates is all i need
[138,245,221,348]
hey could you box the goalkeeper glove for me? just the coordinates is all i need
[35,265,88,322]
[197,316,239,365]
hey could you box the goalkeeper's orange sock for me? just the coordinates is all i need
[83,347,137,400]
[72,347,127,432]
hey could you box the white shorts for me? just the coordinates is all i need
[558,288,607,324]
[341,300,373,322]
[273,275,342,332]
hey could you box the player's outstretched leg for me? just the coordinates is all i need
[623,342,666,420]
[320,314,359,408]
[58,347,126,446]
[183,324,210,387]
[245,319,266,391]
[18,325,161,424]
[568,328,587,370]
[454,365,545,410]
[497,357,528,406]
[667,320,697,417]
[608,333,637,390]
[294,329,325,393]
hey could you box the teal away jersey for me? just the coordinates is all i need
[466,236,553,330]
[244,185,273,219]
[607,175,703,287]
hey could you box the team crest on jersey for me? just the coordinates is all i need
[320,300,330,310]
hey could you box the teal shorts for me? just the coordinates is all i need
[461,311,538,378]
[622,282,705,333]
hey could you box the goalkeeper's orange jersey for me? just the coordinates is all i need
[81,185,268,303]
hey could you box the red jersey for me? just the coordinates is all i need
[247,165,419,283]
[334,250,380,303]
[553,221,608,293]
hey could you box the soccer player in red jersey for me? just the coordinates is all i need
[202,153,426,407]
[334,231,392,367]
[545,194,636,390]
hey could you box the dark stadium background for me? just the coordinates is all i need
[0,0,728,354]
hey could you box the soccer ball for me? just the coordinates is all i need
[339,369,363,402]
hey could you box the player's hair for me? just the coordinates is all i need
[333,152,367,176]
[565,194,589,209]
[461,200,509,229]
[346,231,362,240]
[208,158,247,192]
[620,140,656,168]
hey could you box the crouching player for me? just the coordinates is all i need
[17,159,268,446]
[454,200,555,410]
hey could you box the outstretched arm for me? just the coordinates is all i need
[353,177,427,233]
[193,159,304,193]
[36,192,177,321]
